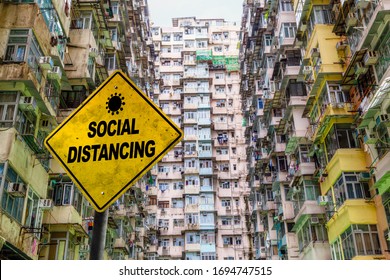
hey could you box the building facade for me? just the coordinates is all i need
[241,0,390,260]
[0,0,155,260]
[148,17,252,260]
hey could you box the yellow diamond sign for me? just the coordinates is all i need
[45,71,183,212]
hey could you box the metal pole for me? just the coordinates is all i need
[89,210,108,260]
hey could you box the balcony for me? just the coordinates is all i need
[200,185,214,192]
[294,201,326,224]
[185,243,201,252]
[200,243,216,252]
[199,167,213,175]
[212,106,227,114]
[321,149,367,195]
[198,117,211,126]
[184,166,199,175]
[42,205,82,226]
[113,237,129,253]
[326,200,378,244]
[311,103,355,142]
[199,204,214,212]
[198,150,212,158]
[183,103,198,110]
[184,185,200,195]
[157,171,182,180]
[185,204,199,212]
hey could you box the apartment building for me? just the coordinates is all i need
[241,0,390,260]
[147,17,252,260]
[0,0,155,260]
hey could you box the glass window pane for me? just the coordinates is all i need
[355,233,365,255]
[363,233,373,255]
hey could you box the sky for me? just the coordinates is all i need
[147,0,243,27]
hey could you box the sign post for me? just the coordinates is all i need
[45,70,183,258]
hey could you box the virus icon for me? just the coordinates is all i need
[106,93,125,115]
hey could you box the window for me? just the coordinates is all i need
[74,12,93,29]
[325,124,357,162]
[173,237,184,246]
[264,34,272,46]
[1,163,25,223]
[220,181,230,189]
[105,54,116,70]
[221,216,232,225]
[282,23,297,38]
[286,80,306,98]
[159,183,169,191]
[221,199,231,207]
[25,188,42,237]
[173,219,184,227]
[0,92,19,127]
[52,183,82,213]
[5,29,44,74]
[186,213,199,224]
[200,211,214,224]
[280,0,293,11]
[258,98,264,109]
[111,1,119,14]
[172,198,184,208]
[277,156,287,172]
[5,30,28,62]
[304,184,320,201]
[331,224,381,260]
[186,195,199,205]
[215,73,225,79]
[325,83,349,105]
[186,232,200,244]
[158,201,169,208]
[201,252,216,260]
[333,173,371,208]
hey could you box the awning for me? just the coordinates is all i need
[358,77,390,128]
[374,171,390,195]
[291,214,309,232]
[285,136,301,154]
[0,240,31,260]
[342,49,368,86]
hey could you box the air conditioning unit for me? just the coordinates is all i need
[38,199,53,210]
[226,206,231,211]
[359,172,371,182]
[48,66,62,80]
[7,183,27,197]
[336,41,348,51]
[40,119,53,132]
[89,47,98,57]
[317,195,330,206]
[346,13,358,27]
[354,62,368,75]
[19,96,37,111]
[363,51,379,66]
[310,48,320,57]
[376,114,390,124]
[293,186,301,194]
[300,23,307,32]
[279,54,287,62]
[38,56,54,70]
[355,0,370,9]
[303,66,312,75]
[364,133,378,144]
[310,217,319,224]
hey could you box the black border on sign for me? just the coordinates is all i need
[45,71,183,211]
